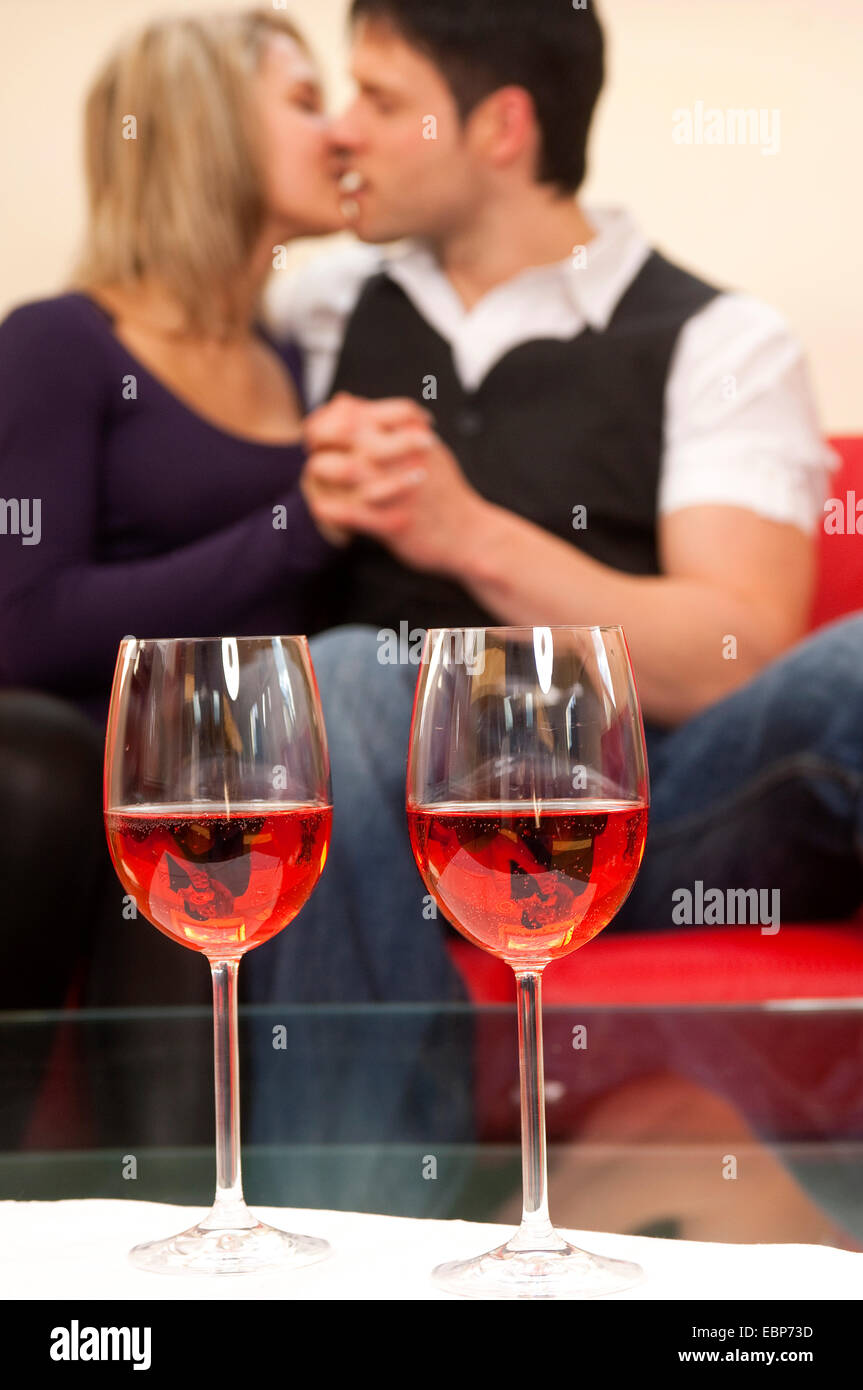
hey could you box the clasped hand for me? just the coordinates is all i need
[299,392,487,575]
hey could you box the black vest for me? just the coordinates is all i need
[328,250,720,631]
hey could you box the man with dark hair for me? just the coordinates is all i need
[251,0,861,1011]
[243,0,863,1230]
[347,0,605,195]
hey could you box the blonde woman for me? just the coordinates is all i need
[0,9,350,726]
[0,10,360,1024]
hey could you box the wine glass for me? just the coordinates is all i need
[104,635,333,1276]
[407,626,649,1299]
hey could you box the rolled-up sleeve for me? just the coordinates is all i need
[659,292,839,533]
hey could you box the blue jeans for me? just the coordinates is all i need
[244,616,863,1215]
[247,614,863,993]
[618,612,863,930]
[244,624,475,1211]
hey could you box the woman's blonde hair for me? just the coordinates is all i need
[73,9,308,336]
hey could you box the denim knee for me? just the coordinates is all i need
[310,624,418,745]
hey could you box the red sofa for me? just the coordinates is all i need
[449,438,863,1008]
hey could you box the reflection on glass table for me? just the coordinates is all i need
[1,1002,861,1250]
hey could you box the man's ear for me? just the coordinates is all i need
[467,85,538,173]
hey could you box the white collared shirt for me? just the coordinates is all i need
[266,207,837,533]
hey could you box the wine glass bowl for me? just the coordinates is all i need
[407,798,646,969]
[407,626,649,1298]
[104,635,333,1276]
[104,802,332,959]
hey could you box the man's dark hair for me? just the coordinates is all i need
[350,0,605,194]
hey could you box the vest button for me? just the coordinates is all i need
[456,407,483,437]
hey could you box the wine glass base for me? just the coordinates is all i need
[129,1216,331,1277]
[432,1236,644,1300]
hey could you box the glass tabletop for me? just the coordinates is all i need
[2,1001,861,1249]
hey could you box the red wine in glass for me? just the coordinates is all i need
[407,625,650,1299]
[106,803,331,957]
[408,799,647,967]
[104,635,333,1276]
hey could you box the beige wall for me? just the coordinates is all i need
[1,0,859,430]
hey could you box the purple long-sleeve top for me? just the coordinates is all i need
[0,292,341,722]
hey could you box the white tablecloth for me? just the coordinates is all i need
[2,1200,861,1299]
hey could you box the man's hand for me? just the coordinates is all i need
[300,392,489,572]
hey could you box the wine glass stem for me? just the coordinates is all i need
[510,969,560,1249]
[203,958,252,1229]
